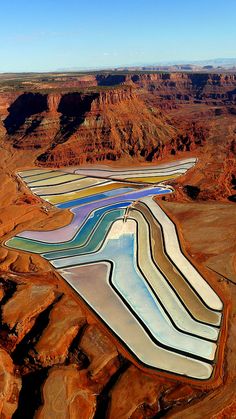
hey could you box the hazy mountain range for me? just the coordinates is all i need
[57,58,236,72]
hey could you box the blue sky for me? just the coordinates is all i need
[0,0,236,72]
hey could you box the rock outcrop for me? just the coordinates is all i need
[107,365,167,418]
[0,348,21,418]
[36,367,97,419]
[36,88,181,166]
[0,73,235,198]
[97,72,236,105]
[1,282,57,350]
[34,295,86,367]
[1,87,186,166]
[79,325,119,385]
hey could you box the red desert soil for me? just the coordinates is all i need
[79,325,119,382]
[33,295,86,367]
[0,72,235,418]
[0,348,21,418]
[1,282,57,351]
[158,202,236,418]
[35,367,97,419]
[107,365,163,418]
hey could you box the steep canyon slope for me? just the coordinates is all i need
[0,72,235,418]
[0,72,236,200]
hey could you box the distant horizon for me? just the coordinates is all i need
[1,57,236,74]
[56,57,236,72]
[1,0,236,72]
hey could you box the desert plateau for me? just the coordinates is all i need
[0,70,235,419]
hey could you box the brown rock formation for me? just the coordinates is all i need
[47,93,61,113]
[0,284,4,301]
[1,282,57,350]
[0,348,21,418]
[79,324,119,384]
[36,367,96,419]
[161,104,236,201]
[97,72,236,105]
[34,295,86,367]
[36,88,180,166]
[162,384,195,407]
[0,73,235,202]
[0,87,179,165]
[107,365,165,418]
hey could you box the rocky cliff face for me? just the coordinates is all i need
[0,86,208,167]
[0,73,235,200]
[1,91,99,150]
[36,87,183,166]
[97,72,236,105]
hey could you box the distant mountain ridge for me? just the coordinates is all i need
[57,58,236,73]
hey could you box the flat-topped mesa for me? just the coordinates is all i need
[1,92,58,149]
[2,86,179,166]
[0,77,235,183]
[97,72,236,103]
[0,92,20,116]
[135,72,236,96]
[0,91,94,149]
[1,87,135,136]
[131,72,236,83]
[91,86,135,108]
[36,88,183,166]
[96,73,128,86]
[49,87,134,113]
[97,72,236,85]
[37,87,134,114]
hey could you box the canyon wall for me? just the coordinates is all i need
[0,85,207,166]
[97,72,236,104]
[0,72,235,200]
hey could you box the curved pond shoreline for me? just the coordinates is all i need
[6,158,225,380]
